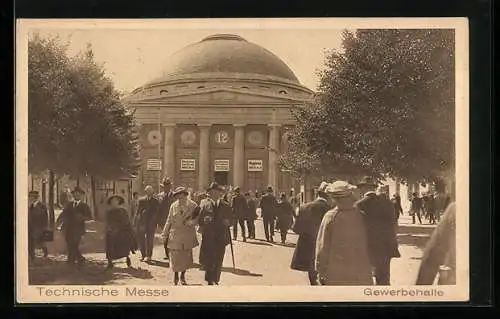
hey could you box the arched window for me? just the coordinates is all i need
[241,86,249,89]
[160,89,168,95]
[279,90,288,95]
[197,85,205,89]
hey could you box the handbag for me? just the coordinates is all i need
[41,229,54,242]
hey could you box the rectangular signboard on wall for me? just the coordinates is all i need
[146,159,162,171]
[180,159,196,171]
[214,159,230,172]
[248,159,263,171]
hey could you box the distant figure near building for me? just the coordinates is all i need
[56,186,92,266]
[276,192,294,244]
[134,185,160,262]
[291,182,331,285]
[105,195,137,270]
[416,202,456,285]
[28,190,49,260]
[198,182,233,285]
[259,186,278,242]
[231,186,249,242]
[410,192,424,224]
[315,181,373,286]
[356,176,400,286]
[245,191,257,239]
[391,194,403,221]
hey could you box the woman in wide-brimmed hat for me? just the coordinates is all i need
[161,186,200,285]
[105,194,137,269]
[315,181,373,286]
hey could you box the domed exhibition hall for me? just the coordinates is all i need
[128,34,314,193]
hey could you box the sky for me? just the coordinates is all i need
[29,25,345,93]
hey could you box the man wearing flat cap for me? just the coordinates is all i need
[355,176,400,285]
[28,190,49,259]
[259,186,278,242]
[56,186,92,265]
[198,182,233,285]
[291,181,331,285]
[157,177,174,261]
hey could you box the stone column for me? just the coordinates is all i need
[233,124,245,188]
[198,124,211,191]
[163,124,176,181]
[268,124,281,193]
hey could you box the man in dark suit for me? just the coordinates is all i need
[157,177,174,261]
[290,182,331,285]
[245,191,257,239]
[198,182,233,285]
[28,190,49,259]
[356,176,400,285]
[135,185,160,262]
[56,186,92,265]
[231,186,249,242]
[259,186,278,242]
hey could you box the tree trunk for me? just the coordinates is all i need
[90,175,98,221]
[48,170,55,229]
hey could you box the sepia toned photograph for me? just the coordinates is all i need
[15,18,469,303]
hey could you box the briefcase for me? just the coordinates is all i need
[41,229,54,242]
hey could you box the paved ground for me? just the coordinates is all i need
[29,212,437,286]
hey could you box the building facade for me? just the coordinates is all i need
[127,34,313,194]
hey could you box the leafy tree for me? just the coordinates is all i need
[28,35,141,220]
[282,29,455,184]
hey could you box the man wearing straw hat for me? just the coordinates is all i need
[355,176,400,285]
[315,181,373,285]
[290,181,331,285]
[56,186,92,266]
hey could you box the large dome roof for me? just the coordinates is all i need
[150,34,300,84]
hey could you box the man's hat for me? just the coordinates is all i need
[357,176,378,187]
[28,190,39,196]
[317,181,329,193]
[207,182,224,192]
[326,181,357,198]
[161,177,172,186]
[107,194,125,205]
[172,186,189,197]
[71,186,85,194]
[267,186,273,192]
[234,186,241,192]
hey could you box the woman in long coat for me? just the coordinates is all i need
[105,195,137,269]
[161,187,200,285]
[276,193,294,244]
[315,182,373,286]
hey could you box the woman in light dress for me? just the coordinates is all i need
[161,186,200,285]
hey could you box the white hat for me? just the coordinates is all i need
[326,181,357,197]
[318,181,329,193]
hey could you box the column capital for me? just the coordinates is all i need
[268,123,282,128]
[197,123,212,128]
[233,124,247,127]
[162,123,177,127]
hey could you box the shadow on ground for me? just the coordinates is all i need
[29,255,153,285]
[397,233,432,250]
[221,267,263,277]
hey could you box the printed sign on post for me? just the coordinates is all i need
[180,159,196,171]
[146,159,162,171]
[248,159,263,171]
[214,160,230,172]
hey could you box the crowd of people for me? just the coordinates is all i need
[27,175,456,286]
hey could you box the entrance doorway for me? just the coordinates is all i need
[214,171,229,186]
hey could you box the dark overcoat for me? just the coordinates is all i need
[56,201,92,236]
[134,196,160,231]
[157,191,174,229]
[28,201,49,244]
[198,198,232,268]
[105,207,137,260]
[231,193,248,219]
[290,198,330,272]
[276,201,294,231]
[356,193,400,265]
[259,193,278,219]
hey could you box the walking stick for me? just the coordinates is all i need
[227,227,235,269]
